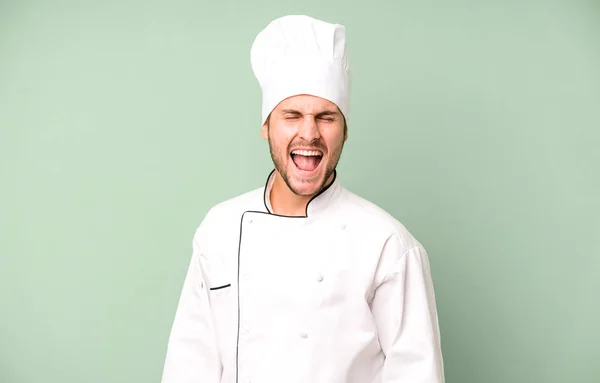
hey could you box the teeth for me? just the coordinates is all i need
[291,150,322,157]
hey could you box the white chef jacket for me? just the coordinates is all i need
[162,170,444,383]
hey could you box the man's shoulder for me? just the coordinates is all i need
[213,186,266,214]
[194,186,265,238]
[339,187,423,250]
[206,186,265,221]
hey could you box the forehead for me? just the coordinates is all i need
[274,94,339,113]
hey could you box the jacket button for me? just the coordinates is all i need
[300,332,308,339]
[316,273,324,282]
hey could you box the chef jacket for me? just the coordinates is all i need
[161,170,444,383]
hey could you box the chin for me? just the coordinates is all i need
[290,183,322,196]
[287,170,327,196]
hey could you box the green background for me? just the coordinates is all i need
[1,0,599,382]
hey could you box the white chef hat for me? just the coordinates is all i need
[251,15,350,125]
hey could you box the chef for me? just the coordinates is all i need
[161,14,445,383]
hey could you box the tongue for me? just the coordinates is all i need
[292,155,321,171]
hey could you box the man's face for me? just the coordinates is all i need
[262,94,348,197]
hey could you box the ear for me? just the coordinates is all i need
[343,122,349,142]
[341,111,348,142]
[261,121,268,140]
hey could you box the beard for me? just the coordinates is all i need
[267,134,344,197]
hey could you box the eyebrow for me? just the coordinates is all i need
[280,109,340,117]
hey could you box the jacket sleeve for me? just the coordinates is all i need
[161,227,222,383]
[371,234,445,383]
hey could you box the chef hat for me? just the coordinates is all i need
[251,15,350,125]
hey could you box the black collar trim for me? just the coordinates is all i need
[262,169,338,218]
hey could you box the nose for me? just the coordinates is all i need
[299,116,320,142]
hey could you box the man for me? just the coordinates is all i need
[162,15,444,383]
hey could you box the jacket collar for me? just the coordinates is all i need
[263,169,342,218]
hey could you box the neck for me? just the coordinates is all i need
[269,172,334,217]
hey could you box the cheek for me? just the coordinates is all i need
[269,131,293,153]
[323,131,346,151]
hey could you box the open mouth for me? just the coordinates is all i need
[290,149,323,173]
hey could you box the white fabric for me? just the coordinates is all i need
[263,171,275,213]
[161,171,445,383]
[251,15,350,125]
